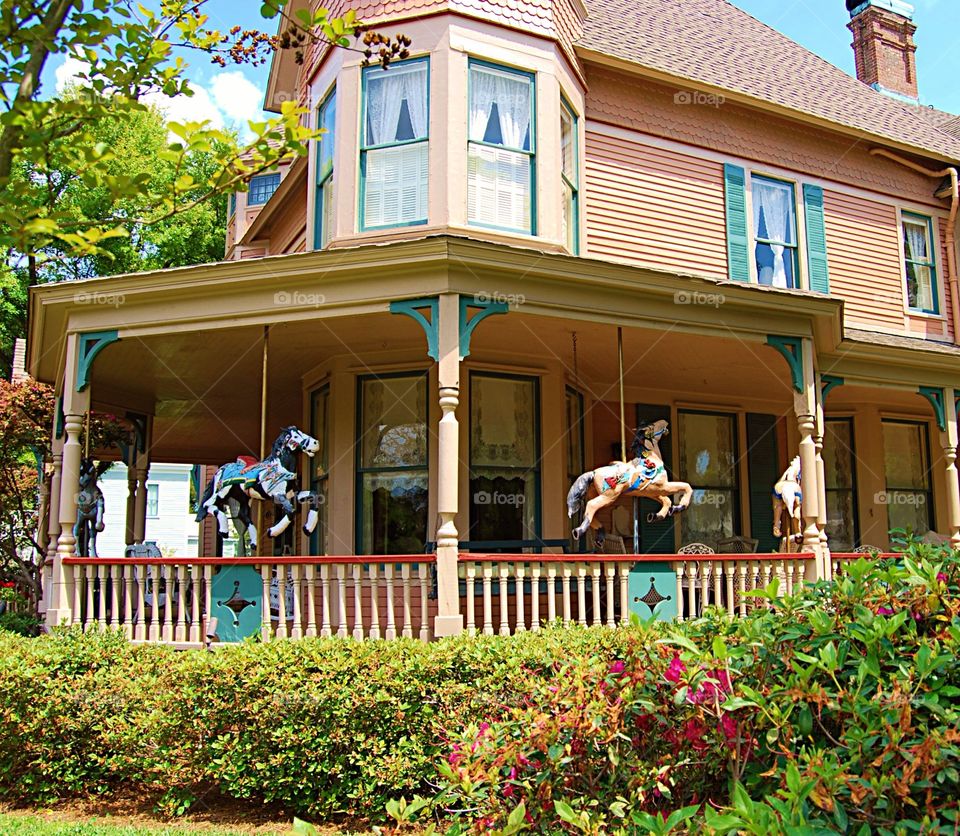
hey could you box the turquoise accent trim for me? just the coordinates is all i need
[76,330,119,392]
[459,295,508,359]
[821,375,844,401]
[902,212,940,315]
[627,562,677,622]
[210,565,263,642]
[918,386,946,431]
[766,336,804,393]
[723,163,750,282]
[390,297,439,360]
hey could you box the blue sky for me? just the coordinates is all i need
[47,0,959,133]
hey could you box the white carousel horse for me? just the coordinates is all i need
[566,419,694,552]
[195,426,321,554]
[74,458,112,557]
[772,456,802,550]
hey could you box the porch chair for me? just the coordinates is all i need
[677,542,715,617]
[715,535,759,554]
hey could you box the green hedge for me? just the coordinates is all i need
[1,543,959,835]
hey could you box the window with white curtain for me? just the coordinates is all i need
[902,212,939,314]
[560,98,579,253]
[314,88,336,248]
[361,59,428,229]
[467,62,535,234]
[751,175,798,289]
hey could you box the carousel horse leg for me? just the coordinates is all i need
[663,480,693,514]
[267,497,296,539]
[297,491,319,535]
[772,496,783,538]
[654,495,673,520]
[235,499,257,552]
[573,493,615,541]
[593,523,606,554]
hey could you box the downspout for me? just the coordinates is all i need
[869,148,959,345]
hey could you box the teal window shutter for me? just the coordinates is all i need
[723,163,749,282]
[746,413,780,553]
[802,184,830,294]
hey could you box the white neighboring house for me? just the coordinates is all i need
[97,463,199,557]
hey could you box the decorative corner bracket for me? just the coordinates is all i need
[390,297,439,361]
[766,335,803,393]
[459,295,508,360]
[821,374,844,402]
[76,330,120,392]
[918,386,946,431]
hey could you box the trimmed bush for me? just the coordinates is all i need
[0,542,958,835]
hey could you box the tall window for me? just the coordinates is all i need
[146,483,159,518]
[309,385,329,555]
[823,418,859,551]
[356,373,428,554]
[467,62,535,234]
[752,175,798,288]
[678,411,740,548]
[314,89,336,248]
[560,98,579,253]
[882,420,934,537]
[361,59,429,229]
[902,213,939,314]
[248,172,281,205]
[469,373,540,544]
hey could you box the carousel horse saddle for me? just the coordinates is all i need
[604,458,663,491]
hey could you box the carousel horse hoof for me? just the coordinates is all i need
[572,529,581,541]
[646,512,659,524]
[671,505,683,515]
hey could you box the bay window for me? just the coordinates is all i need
[902,212,939,314]
[361,59,429,230]
[314,89,336,248]
[752,175,798,288]
[467,62,535,234]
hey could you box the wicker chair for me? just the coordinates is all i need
[853,545,881,554]
[716,535,760,554]
[676,543,716,617]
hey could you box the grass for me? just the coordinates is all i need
[0,812,284,834]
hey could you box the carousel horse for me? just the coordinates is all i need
[567,419,694,552]
[195,426,321,554]
[772,456,802,549]
[75,458,112,558]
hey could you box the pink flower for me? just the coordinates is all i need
[719,713,737,742]
[936,572,948,583]
[609,660,626,676]
[876,606,894,616]
[508,767,517,780]
[478,721,490,736]
[503,785,514,798]
[664,655,687,683]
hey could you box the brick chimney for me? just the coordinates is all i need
[847,0,918,101]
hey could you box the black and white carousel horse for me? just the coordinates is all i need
[195,426,321,555]
[75,458,112,558]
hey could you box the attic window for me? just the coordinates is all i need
[248,173,281,206]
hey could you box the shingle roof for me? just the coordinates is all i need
[578,0,960,162]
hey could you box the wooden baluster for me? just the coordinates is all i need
[576,563,588,626]
[785,560,795,596]
[605,562,617,628]
[290,565,303,640]
[260,564,272,642]
[189,565,200,644]
[761,561,772,608]
[590,562,602,626]
[724,562,735,616]
[319,564,332,638]
[686,562,697,619]
[400,563,413,639]
[305,564,318,638]
[96,565,107,630]
[617,562,630,626]
[530,563,541,632]
[175,565,188,643]
[465,563,477,636]
[546,563,557,624]
[368,563,381,640]
[713,560,722,610]
[701,561,712,613]
[482,562,494,636]
[71,565,83,629]
[561,563,573,624]
[145,567,157,642]
[336,563,348,638]
[418,562,430,641]
[498,563,511,636]
[202,566,213,643]
[276,567,289,640]
[797,559,806,587]
[162,566,176,643]
[352,564,364,640]
[514,563,526,633]
[674,562,685,622]
[383,564,396,640]
[738,562,748,618]
[109,565,122,631]
[776,559,787,603]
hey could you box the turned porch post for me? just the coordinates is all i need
[132,417,152,544]
[794,339,826,579]
[42,432,63,624]
[814,380,831,578]
[434,293,464,637]
[125,462,137,546]
[942,387,960,549]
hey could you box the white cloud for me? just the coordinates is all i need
[143,85,225,132]
[210,71,265,125]
[54,56,90,94]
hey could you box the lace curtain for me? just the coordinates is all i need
[366,63,427,146]
[753,179,792,288]
[469,66,531,149]
[903,220,933,309]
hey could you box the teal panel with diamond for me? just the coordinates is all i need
[210,565,263,642]
[628,562,678,621]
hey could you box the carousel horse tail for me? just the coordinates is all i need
[194,472,217,522]
[567,471,595,518]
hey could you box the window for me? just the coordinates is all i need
[823,418,859,551]
[560,98,579,253]
[752,175,798,288]
[468,62,535,234]
[356,373,428,554]
[361,59,429,229]
[902,213,939,314]
[309,385,329,555]
[677,411,740,548]
[314,89,336,248]
[469,373,540,544]
[248,172,281,205]
[146,483,159,518]
[882,420,934,537]
[228,192,236,217]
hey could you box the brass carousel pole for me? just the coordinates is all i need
[258,326,269,558]
[617,328,626,462]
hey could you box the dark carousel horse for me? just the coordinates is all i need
[195,426,321,555]
[75,458,112,557]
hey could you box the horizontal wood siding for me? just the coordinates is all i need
[823,189,905,331]
[584,130,728,279]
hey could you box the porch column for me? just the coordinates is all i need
[132,417,152,544]
[42,435,63,625]
[125,460,137,546]
[434,293,463,637]
[942,387,960,549]
[794,339,825,579]
[814,379,831,576]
